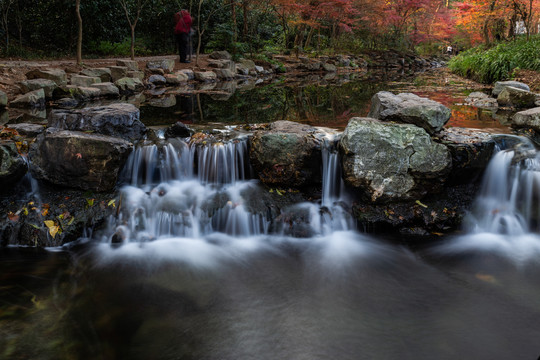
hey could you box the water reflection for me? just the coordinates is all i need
[140,72,515,132]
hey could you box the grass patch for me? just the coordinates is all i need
[449,35,540,84]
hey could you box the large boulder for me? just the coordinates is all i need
[0,141,28,188]
[10,89,46,108]
[48,103,146,141]
[497,86,536,108]
[19,79,58,99]
[25,68,68,86]
[339,117,452,203]
[29,128,133,192]
[435,127,495,185]
[492,81,530,96]
[249,121,324,187]
[368,91,451,134]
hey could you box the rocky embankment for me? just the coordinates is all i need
[2,53,539,246]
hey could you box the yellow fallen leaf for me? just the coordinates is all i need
[44,220,60,238]
[415,200,428,208]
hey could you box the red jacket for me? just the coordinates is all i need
[174,10,192,34]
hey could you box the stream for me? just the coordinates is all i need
[1,69,539,360]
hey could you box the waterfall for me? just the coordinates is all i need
[113,137,269,242]
[109,133,355,244]
[438,135,540,263]
[468,137,540,235]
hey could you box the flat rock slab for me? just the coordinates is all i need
[48,103,146,141]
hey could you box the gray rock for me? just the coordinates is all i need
[194,71,218,82]
[109,66,128,82]
[147,95,176,108]
[148,74,167,86]
[116,59,139,71]
[71,75,101,87]
[0,90,7,108]
[11,89,46,109]
[368,91,451,134]
[29,128,133,192]
[165,121,191,138]
[339,117,452,203]
[322,63,337,72]
[209,50,232,60]
[80,68,112,82]
[237,59,256,72]
[164,73,187,85]
[127,70,145,81]
[89,82,120,97]
[497,86,536,108]
[249,120,324,187]
[8,123,46,137]
[213,68,235,80]
[435,127,495,184]
[146,59,175,73]
[48,103,146,141]
[19,79,58,99]
[493,81,530,96]
[0,141,28,188]
[512,107,540,131]
[178,69,194,80]
[25,68,68,86]
[115,77,145,93]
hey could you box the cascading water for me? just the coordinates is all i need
[439,135,540,263]
[106,132,355,246]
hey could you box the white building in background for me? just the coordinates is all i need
[515,20,527,34]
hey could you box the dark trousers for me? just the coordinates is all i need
[176,33,190,62]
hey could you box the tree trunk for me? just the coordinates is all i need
[76,0,83,65]
[242,0,248,40]
[231,0,237,42]
[130,25,136,60]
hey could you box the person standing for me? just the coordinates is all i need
[174,9,192,63]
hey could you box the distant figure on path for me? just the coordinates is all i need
[446,45,453,55]
[174,9,192,63]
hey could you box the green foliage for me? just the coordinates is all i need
[87,38,151,57]
[449,35,540,83]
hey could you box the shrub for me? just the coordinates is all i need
[449,35,540,83]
